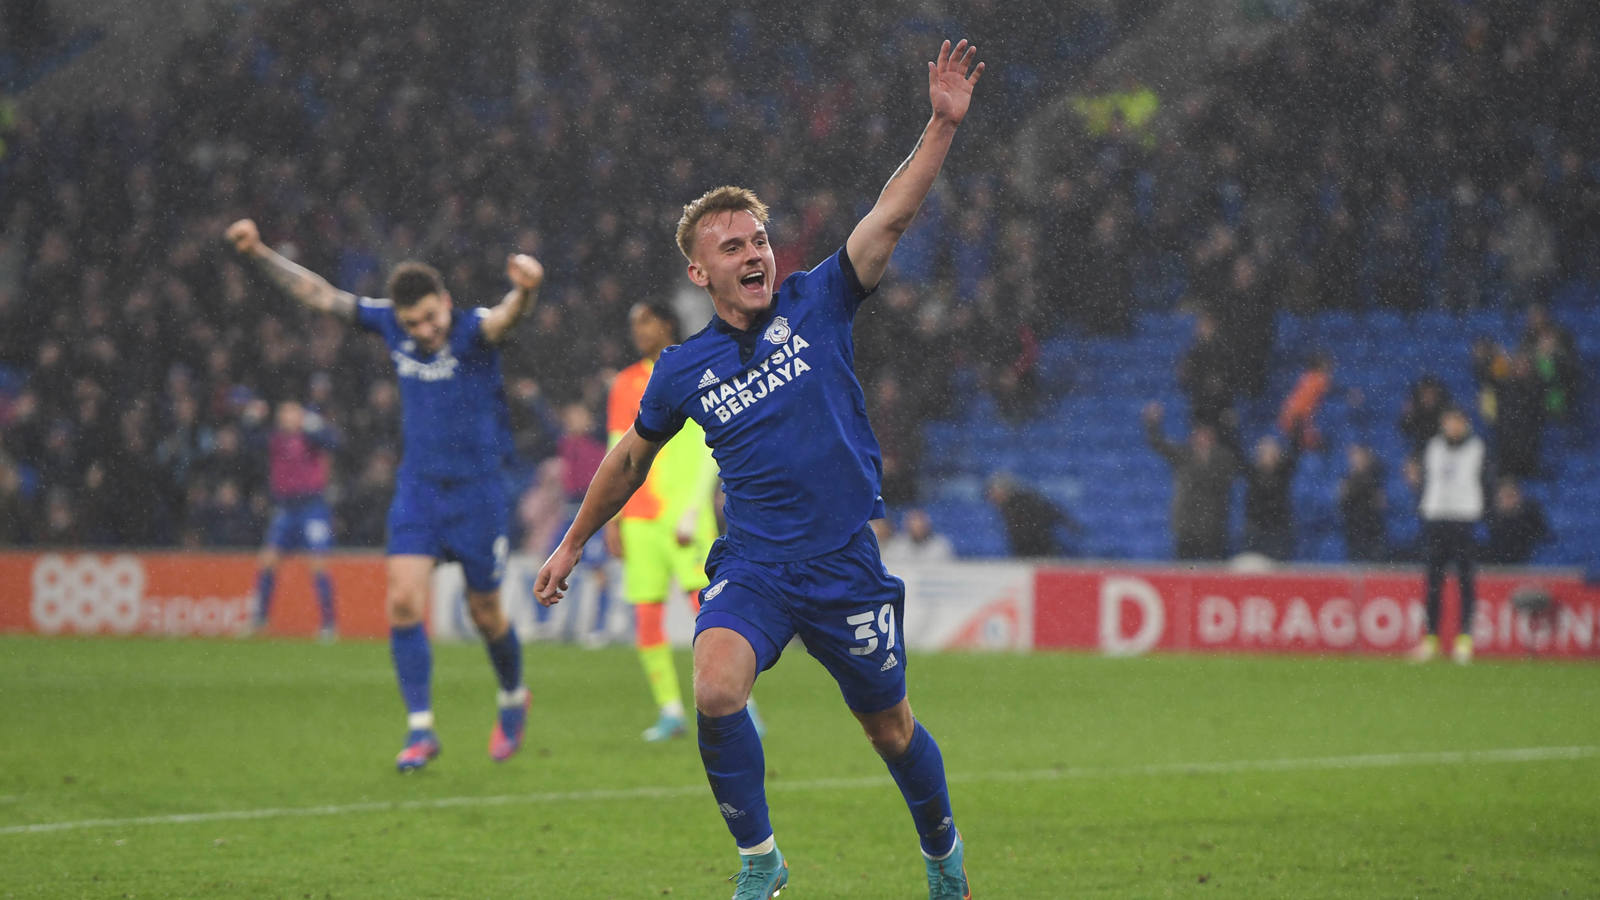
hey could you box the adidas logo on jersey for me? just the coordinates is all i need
[698,368,720,388]
[880,652,899,672]
[718,802,746,819]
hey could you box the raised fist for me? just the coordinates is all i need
[226,219,262,256]
[507,253,545,291]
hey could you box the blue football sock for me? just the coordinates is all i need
[313,572,335,629]
[484,627,523,693]
[254,569,275,623]
[697,708,772,849]
[389,624,432,717]
[886,721,956,858]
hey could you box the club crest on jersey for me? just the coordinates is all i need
[763,315,791,345]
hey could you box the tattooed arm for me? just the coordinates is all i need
[845,39,984,293]
[225,219,358,321]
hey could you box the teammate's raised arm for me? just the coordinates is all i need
[479,253,545,344]
[226,218,358,321]
[534,427,665,605]
[846,39,983,293]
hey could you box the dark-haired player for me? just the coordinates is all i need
[227,219,543,771]
[537,40,982,900]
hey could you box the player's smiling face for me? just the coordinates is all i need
[396,292,453,355]
[687,210,776,326]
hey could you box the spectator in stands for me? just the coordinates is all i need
[1398,375,1450,460]
[880,509,956,567]
[1486,352,1547,480]
[1483,478,1549,566]
[1176,312,1233,430]
[1470,336,1510,423]
[1410,408,1485,665]
[869,373,921,506]
[339,449,396,549]
[1143,402,1238,561]
[1278,352,1333,452]
[192,479,261,548]
[1242,433,1301,561]
[985,473,1079,559]
[1338,444,1387,563]
[0,453,25,544]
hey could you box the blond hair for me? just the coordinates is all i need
[675,186,770,261]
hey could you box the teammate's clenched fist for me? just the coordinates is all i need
[506,253,544,292]
[226,219,262,256]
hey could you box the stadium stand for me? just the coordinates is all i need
[0,0,1594,566]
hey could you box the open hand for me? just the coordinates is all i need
[226,219,262,256]
[507,253,544,291]
[929,39,984,126]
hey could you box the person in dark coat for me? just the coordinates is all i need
[1483,478,1549,565]
[1488,353,1546,480]
[1398,375,1450,459]
[1242,431,1302,561]
[985,473,1080,558]
[1338,444,1388,563]
[1144,402,1239,561]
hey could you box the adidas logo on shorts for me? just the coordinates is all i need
[698,368,720,388]
[880,652,899,672]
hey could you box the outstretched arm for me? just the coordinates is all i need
[480,254,544,344]
[534,427,665,605]
[226,219,357,321]
[846,39,984,293]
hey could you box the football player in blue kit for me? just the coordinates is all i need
[536,40,983,900]
[226,218,543,772]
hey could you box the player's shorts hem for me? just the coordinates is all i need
[837,684,908,715]
[694,610,783,672]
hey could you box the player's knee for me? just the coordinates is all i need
[466,591,506,637]
[859,706,916,759]
[692,669,749,718]
[385,586,426,626]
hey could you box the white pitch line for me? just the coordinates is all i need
[2,745,1593,837]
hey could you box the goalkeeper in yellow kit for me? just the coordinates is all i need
[606,300,763,741]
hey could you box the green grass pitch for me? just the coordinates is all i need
[1,636,1597,899]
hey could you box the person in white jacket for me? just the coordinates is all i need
[1412,407,1485,663]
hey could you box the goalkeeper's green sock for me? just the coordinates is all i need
[639,643,684,716]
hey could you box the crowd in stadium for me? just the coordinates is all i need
[0,0,1593,559]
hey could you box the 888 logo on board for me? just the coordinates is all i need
[28,554,251,635]
[32,554,146,634]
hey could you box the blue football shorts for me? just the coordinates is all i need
[264,497,334,553]
[387,475,509,592]
[695,524,907,714]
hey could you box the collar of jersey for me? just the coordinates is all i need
[709,294,779,365]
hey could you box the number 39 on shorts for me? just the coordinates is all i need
[846,604,897,656]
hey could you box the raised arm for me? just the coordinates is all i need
[479,253,544,345]
[846,39,984,292]
[225,219,357,321]
[534,427,664,605]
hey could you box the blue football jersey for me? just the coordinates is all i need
[356,299,513,481]
[635,247,885,562]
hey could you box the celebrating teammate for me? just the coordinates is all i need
[250,400,341,640]
[537,39,982,900]
[227,218,543,772]
[606,300,765,742]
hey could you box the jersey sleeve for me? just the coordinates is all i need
[354,297,393,335]
[634,363,686,443]
[804,246,876,322]
[463,307,493,352]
